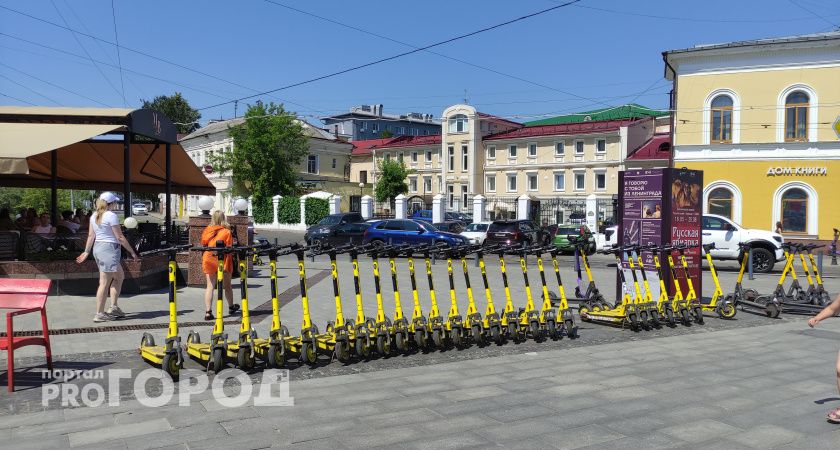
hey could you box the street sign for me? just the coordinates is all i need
[833,116,840,139]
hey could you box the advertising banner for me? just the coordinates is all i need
[665,168,703,293]
[619,169,664,299]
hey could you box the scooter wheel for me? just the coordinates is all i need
[665,308,676,327]
[237,347,254,370]
[471,325,483,344]
[335,341,351,364]
[451,328,463,348]
[432,329,443,348]
[491,326,502,345]
[162,352,180,381]
[140,333,155,347]
[376,335,390,356]
[820,292,832,306]
[508,323,521,343]
[414,329,427,349]
[210,347,224,373]
[639,310,650,330]
[650,310,661,328]
[394,332,407,352]
[627,313,639,331]
[693,307,704,324]
[529,321,542,341]
[718,302,737,319]
[766,303,781,318]
[301,342,318,366]
[268,343,285,368]
[355,334,371,359]
[564,319,577,338]
[546,320,557,339]
[578,305,591,322]
[680,308,691,326]
[744,289,759,302]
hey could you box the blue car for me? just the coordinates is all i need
[362,219,468,247]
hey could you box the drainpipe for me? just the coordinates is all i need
[662,51,677,169]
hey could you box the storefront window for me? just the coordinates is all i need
[784,91,809,142]
[710,95,733,143]
[707,187,733,219]
[781,188,808,233]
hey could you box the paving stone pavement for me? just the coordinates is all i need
[0,316,839,448]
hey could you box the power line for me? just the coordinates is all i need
[199,0,584,111]
[0,61,111,106]
[261,0,612,112]
[0,73,61,105]
[110,0,126,106]
[0,91,35,105]
[785,0,840,29]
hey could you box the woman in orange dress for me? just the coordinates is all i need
[201,210,240,320]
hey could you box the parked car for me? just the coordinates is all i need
[362,219,468,247]
[304,212,365,245]
[461,222,491,245]
[311,222,371,247]
[131,203,148,215]
[411,210,473,225]
[483,219,544,248]
[433,221,465,234]
[551,224,596,254]
[603,214,784,272]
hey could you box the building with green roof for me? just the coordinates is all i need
[524,103,668,126]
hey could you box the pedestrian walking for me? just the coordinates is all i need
[808,293,840,423]
[201,210,239,320]
[775,221,783,235]
[76,192,138,322]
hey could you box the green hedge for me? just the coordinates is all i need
[305,197,329,226]
[252,194,272,224]
[278,196,300,224]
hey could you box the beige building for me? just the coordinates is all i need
[180,117,353,214]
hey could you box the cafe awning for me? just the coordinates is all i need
[0,106,215,195]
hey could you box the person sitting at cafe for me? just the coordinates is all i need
[58,210,80,233]
[31,212,56,235]
[14,208,31,231]
[0,208,17,231]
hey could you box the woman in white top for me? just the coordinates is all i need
[76,192,139,322]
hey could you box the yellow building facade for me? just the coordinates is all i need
[665,32,840,240]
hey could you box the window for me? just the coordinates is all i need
[555,142,564,156]
[447,146,454,170]
[401,220,420,232]
[384,153,391,162]
[307,155,318,174]
[425,149,432,162]
[486,175,496,192]
[462,145,468,171]
[707,187,733,219]
[507,174,517,192]
[487,145,496,159]
[710,95,733,143]
[554,173,565,191]
[409,177,417,193]
[702,216,729,230]
[359,171,368,184]
[574,172,585,191]
[372,123,379,132]
[448,114,468,133]
[508,144,517,158]
[397,152,403,164]
[411,152,418,163]
[359,121,367,131]
[461,186,468,208]
[528,143,537,157]
[596,139,606,153]
[411,128,418,136]
[785,91,809,142]
[595,172,606,191]
[423,129,429,135]
[423,177,432,192]
[781,188,808,232]
[575,140,584,154]
[527,173,537,191]
[396,126,406,134]
[331,158,337,169]
[447,185,454,208]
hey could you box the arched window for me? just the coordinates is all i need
[448,114,468,133]
[781,188,808,233]
[707,187,734,219]
[784,91,809,142]
[710,95,733,143]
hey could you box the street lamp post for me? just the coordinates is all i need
[359,182,364,197]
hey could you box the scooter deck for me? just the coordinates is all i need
[777,301,824,314]
[139,346,168,364]
[186,343,214,360]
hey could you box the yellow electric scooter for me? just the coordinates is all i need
[252,243,297,368]
[546,246,577,338]
[310,243,356,364]
[186,241,234,372]
[514,245,543,341]
[532,245,559,340]
[366,245,394,356]
[440,245,466,348]
[664,245,693,326]
[495,246,523,343]
[458,244,485,345]
[385,244,412,353]
[651,248,678,327]
[403,244,430,349]
[629,245,661,328]
[424,244,447,348]
[349,244,376,359]
[801,244,831,305]
[579,246,643,331]
[139,244,191,379]
[476,245,504,345]
[701,243,736,319]
[672,244,705,324]
[623,246,653,330]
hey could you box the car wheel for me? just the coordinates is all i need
[749,248,775,273]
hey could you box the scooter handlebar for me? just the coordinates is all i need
[139,243,191,257]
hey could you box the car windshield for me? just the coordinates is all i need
[318,215,341,225]
[488,222,516,232]
[420,222,438,231]
[464,223,488,232]
[557,227,579,235]
[133,203,145,207]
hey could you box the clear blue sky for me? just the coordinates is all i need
[1,0,838,125]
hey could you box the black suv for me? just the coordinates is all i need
[483,220,545,247]
[304,213,365,244]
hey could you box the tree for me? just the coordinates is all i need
[208,102,309,223]
[374,159,412,203]
[141,92,201,134]
[378,130,393,139]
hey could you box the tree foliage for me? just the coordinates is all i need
[0,188,96,214]
[378,130,393,138]
[209,102,309,222]
[141,92,201,134]
[374,159,412,202]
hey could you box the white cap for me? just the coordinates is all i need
[99,192,120,203]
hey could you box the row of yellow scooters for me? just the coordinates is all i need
[139,240,585,379]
